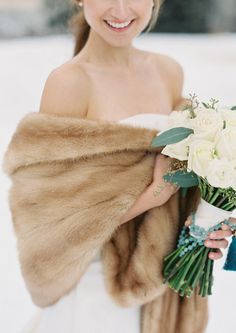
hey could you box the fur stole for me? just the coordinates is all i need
[3,112,208,333]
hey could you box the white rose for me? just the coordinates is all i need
[189,110,224,141]
[161,134,193,161]
[218,108,236,127]
[187,140,216,177]
[215,127,236,160]
[206,158,235,189]
[165,110,192,129]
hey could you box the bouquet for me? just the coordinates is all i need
[151,94,236,297]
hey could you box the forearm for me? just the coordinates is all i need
[119,184,159,225]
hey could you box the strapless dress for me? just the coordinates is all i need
[21,113,169,333]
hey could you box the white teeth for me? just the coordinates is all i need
[106,20,132,29]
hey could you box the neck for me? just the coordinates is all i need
[79,29,136,69]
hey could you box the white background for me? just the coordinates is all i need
[0,33,236,332]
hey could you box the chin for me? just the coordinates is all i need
[106,30,142,47]
[98,33,133,48]
[108,39,133,48]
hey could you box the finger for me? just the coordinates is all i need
[156,155,170,169]
[221,223,231,230]
[209,229,232,239]
[157,154,167,160]
[185,216,192,227]
[208,249,223,260]
[205,239,229,249]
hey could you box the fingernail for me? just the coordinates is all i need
[210,232,216,238]
[205,241,211,247]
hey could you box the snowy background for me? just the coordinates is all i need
[1,33,236,333]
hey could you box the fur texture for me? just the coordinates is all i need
[3,112,208,332]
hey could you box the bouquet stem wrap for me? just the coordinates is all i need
[189,198,232,239]
[163,198,236,297]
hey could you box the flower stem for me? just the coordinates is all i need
[199,255,212,297]
[186,246,205,285]
[163,246,184,276]
[163,249,192,283]
[174,248,202,292]
[209,188,221,205]
[221,201,234,211]
[191,247,210,290]
[208,258,214,295]
[167,246,206,297]
[215,195,227,208]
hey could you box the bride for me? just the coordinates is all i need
[19,0,232,332]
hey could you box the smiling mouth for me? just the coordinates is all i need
[104,19,135,32]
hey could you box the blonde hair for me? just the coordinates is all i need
[69,0,162,56]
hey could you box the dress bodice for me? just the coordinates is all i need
[117,112,169,131]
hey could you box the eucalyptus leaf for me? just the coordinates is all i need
[231,106,236,111]
[151,127,193,147]
[163,170,199,188]
[202,102,209,108]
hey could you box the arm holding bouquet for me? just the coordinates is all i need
[120,154,179,225]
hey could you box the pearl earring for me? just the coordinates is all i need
[78,1,83,7]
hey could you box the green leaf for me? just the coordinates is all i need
[163,170,199,188]
[151,127,193,147]
[231,106,236,111]
[202,102,209,108]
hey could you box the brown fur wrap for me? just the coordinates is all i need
[3,112,208,332]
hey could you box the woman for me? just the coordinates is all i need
[6,0,233,332]
[40,0,231,262]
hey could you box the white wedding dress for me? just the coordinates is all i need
[21,113,169,333]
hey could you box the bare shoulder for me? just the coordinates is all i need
[149,51,185,108]
[39,62,91,118]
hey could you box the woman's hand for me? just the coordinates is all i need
[149,154,180,208]
[185,216,236,260]
[205,221,235,260]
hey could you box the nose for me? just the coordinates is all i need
[110,0,131,22]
